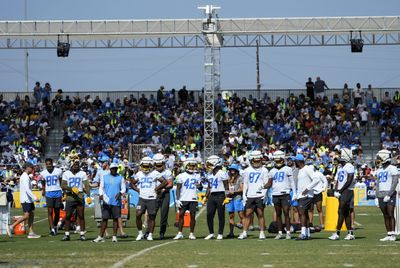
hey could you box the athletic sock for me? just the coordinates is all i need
[80,231,85,236]
[278,231,282,235]
[138,230,143,235]
[306,228,310,237]
[388,231,393,236]
[348,230,354,235]
[65,232,70,236]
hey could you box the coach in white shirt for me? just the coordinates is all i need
[7,162,41,239]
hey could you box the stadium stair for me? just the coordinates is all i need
[44,118,64,161]
[360,125,381,163]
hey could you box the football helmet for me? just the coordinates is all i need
[153,153,165,171]
[339,148,353,163]
[139,157,153,173]
[249,150,263,168]
[273,150,286,168]
[184,158,198,174]
[376,149,391,167]
[206,155,221,172]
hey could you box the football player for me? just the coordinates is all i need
[153,153,174,240]
[268,151,295,239]
[374,150,399,241]
[295,154,319,240]
[204,155,229,240]
[329,148,356,240]
[40,158,63,236]
[173,158,202,240]
[61,160,90,241]
[131,157,167,241]
[238,151,270,240]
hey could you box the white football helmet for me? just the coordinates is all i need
[153,153,165,171]
[273,150,286,168]
[249,150,263,168]
[140,156,153,173]
[339,148,353,163]
[376,149,391,166]
[184,158,198,174]
[206,155,221,172]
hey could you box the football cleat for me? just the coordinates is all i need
[204,234,215,240]
[275,233,283,240]
[259,232,266,240]
[217,234,223,240]
[226,233,235,239]
[238,232,247,240]
[92,236,105,243]
[389,235,397,241]
[173,233,184,240]
[136,233,144,241]
[188,233,196,240]
[112,236,118,243]
[147,233,153,241]
[80,235,86,241]
[62,235,70,241]
[328,233,340,240]
[380,236,392,242]
[286,233,291,240]
[295,235,308,241]
[343,234,355,240]
[27,233,41,239]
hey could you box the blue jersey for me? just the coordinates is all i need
[99,173,126,206]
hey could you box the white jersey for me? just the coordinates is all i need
[134,170,159,200]
[335,163,355,191]
[297,165,318,198]
[313,170,328,194]
[40,168,62,192]
[207,169,228,193]
[62,170,88,192]
[176,172,201,202]
[376,165,399,193]
[268,166,295,196]
[153,168,173,186]
[242,166,269,198]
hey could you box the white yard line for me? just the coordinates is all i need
[354,221,362,226]
[195,206,206,220]
[110,241,177,268]
[33,218,47,224]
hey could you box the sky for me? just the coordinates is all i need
[0,0,400,92]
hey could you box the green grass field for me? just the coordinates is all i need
[1,206,399,268]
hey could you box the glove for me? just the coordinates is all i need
[383,195,390,203]
[334,191,341,199]
[292,194,298,201]
[223,197,231,205]
[86,197,92,204]
[176,200,183,208]
[71,187,79,195]
[374,198,379,207]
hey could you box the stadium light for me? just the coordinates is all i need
[350,31,363,53]
[57,34,70,57]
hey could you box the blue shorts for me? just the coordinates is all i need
[226,198,244,213]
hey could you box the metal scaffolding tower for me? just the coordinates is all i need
[199,5,222,159]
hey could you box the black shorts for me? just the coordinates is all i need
[245,197,265,211]
[378,194,397,208]
[272,194,291,207]
[339,189,354,208]
[46,197,62,208]
[22,202,35,213]
[65,199,85,213]
[137,198,157,216]
[313,193,323,203]
[180,201,197,214]
[298,197,313,212]
[102,204,121,219]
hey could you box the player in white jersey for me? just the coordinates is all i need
[374,150,399,241]
[269,151,295,240]
[204,155,229,240]
[329,148,356,241]
[309,163,328,230]
[61,160,90,241]
[40,158,63,236]
[238,151,270,240]
[173,158,202,240]
[131,157,167,241]
[295,154,320,240]
[153,153,174,240]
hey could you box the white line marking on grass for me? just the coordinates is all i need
[354,221,362,226]
[187,265,198,268]
[357,213,369,216]
[261,252,270,256]
[33,218,47,224]
[328,252,337,255]
[263,265,273,267]
[110,241,177,268]
[343,264,354,267]
[198,252,208,255]
[195,206,206,220]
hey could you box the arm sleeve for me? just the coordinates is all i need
[121,178,126,194]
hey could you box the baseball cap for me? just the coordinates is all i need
[24,162,34,169]
[295,154,304,161]
[110,163,119,169]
